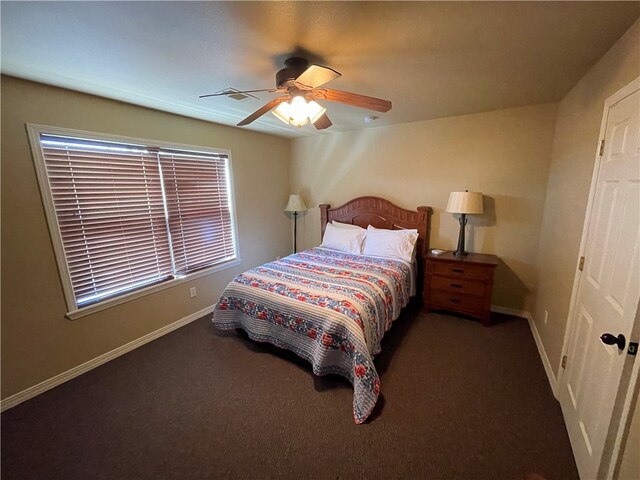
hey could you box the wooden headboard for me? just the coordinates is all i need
[319,196,432,262]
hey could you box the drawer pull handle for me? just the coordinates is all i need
[451,283,463,288]
[452,268,464,273]
[449,298,461,304]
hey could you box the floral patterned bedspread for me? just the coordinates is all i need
[212,247,413,424]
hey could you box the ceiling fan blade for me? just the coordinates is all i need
[294,65,341,90]
[312,88,392,113]
[313,113,332,130]
[237,96,288,126]
[199,88,280,99]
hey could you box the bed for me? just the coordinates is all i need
[212,197,431,423]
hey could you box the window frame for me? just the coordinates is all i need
[27,123,241,320]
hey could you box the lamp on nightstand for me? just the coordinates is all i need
[446,190,484,256]
[285,194,307,253]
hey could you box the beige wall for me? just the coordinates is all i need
[290,103,558,312]
[1,76,291,399]
[532,20,640,372]
[530,20,640,478]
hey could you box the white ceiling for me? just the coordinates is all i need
[2,1,638,138]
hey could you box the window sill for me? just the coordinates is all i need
[65,258,242,320]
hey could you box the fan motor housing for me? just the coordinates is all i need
[275,57,309,88]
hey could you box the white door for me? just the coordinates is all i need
[559,85,640,479]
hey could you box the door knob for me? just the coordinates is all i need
[600,333,626,351]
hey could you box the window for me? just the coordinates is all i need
[28,125,239,318]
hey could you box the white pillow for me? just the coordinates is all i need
[362,225,418,262]
[332,220,365,230]
[321,222,366,254]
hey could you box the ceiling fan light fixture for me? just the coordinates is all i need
[272,96,312,127]
[272,98,326,127]
[272,101,308,126]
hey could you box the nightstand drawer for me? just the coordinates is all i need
[429,290,485,313]
[432,262,489,280]
[431,276,486,297]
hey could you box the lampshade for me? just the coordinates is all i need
[306,100,327,124]
[272,102,289,124]
[446,191,484,214]
[284,194,307,212]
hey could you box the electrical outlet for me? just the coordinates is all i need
[190,287,197,298]
[544,310,549,325]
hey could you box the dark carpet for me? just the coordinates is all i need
[1,305,579,479]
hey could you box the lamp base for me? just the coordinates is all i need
[293,211,298,254]
[453,214,468,256]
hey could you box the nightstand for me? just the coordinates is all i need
[423,251,499,326]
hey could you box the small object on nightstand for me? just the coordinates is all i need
[431,249,447,255]
[423,250,498,326]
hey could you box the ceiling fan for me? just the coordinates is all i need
[199,57,392,130]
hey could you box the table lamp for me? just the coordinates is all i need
[446,190,484,256]
[284,194,307,253]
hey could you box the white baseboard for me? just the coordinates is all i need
[491,304,558,398]
[1,305,215,412]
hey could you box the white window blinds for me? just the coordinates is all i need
[160,150,236,275]
[37,133,237,309]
